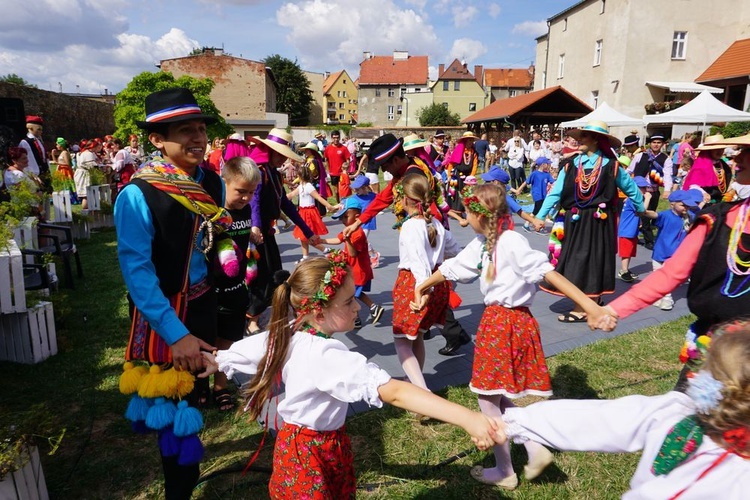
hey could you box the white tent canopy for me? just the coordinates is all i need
[642,90,750,125]
[560,102,643,128]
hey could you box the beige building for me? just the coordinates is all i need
[534,0,750,136]
[305,70,325,125]
[432,60,487,122]
[159,47,284,137]
[322,70,358,125]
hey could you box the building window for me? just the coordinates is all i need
[509,89,517,97]
[454,81,460,91]
[397,104,403,114]
[442,102,449,109]
[339,102,344,109]
[387,105,394,121]
[388,88,395,97]
[339,114,344,121]
[443,81,449,91]
[600,0,605,13]
[672,31,688,60]
[400,87,407,96]
[558,54,565,79]
[593,39,602,66]
[375,89,381,97]
[469,103,476,112]
[343,79,346,84]
[337,90,341,97]
[563,18,567,31]
[591,90,599,108]
[343,90,347,97]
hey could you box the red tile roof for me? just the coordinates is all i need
[484,68,534,89]
[462,85,591,124]
[696,38,750,83]
[323,70,344,95]
[438,59,478,81]
[358,55,428,85]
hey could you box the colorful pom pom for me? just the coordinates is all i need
[217,238,241,277]
[119,362,148,395]
[125,394,152,422]
[146,397,178,430]
[138,364,164,399]
[158,427,181,457]
[178,434,204,466]
[157,367,181,399]
[174,370,196,399]
[173,400,204,437]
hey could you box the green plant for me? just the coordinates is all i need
[50,171,74,193]
[88,168,106,187]
[99,201,114,215]
[0,407,65,480]
[355,122,373,128]
[417,103,462,126]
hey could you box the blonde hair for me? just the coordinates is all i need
[243,257,352,419]
[465,184,509,282]
[699,321,750,453]
[222,156,260,185]
[401,174,436,247]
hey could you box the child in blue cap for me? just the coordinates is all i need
[618,176,650,282]
[480,166,539,228]
[511,157,555,234]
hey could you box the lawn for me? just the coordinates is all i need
[0,229,688,499]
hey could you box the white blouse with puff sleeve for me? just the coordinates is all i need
[216,331,392,431]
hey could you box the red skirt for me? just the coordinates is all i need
[293,206,329,240]
[470,304,552,398]
[392,268,449,339]
[269,423,355,500]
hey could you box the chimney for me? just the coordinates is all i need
[393,50,409,61]
[324,71,330,79]
[438,64,444,76]
[363,51,372,60]
[474,65,483,86]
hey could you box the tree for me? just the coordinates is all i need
[0,73,37,88]
[263,54,314,126]
[417,103,462,126]
[113,71,233,147]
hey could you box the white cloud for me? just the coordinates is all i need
[404,0,428,9]
[488,3,501,18]
[511,20,548,38]
[452,5,478,28]
[277,0,439,73]
[448,38,487,63]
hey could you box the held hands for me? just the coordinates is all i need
[410,289,429,312]
[308,235,321,246]
[531,218,545,232]
[171,334,216,373]
[467,413,507,450]
[586,305,619,332]
[197,351,219,378]
[250,226,264,245]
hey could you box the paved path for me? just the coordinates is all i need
[272,207,689,415]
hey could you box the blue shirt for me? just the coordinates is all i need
[618,198,640,238]
[652,209,689,263]
[474,139,489,159]
[114,167,225,345]
[506,190,522,214]
[527,170,555,202]
[353,192,377,230]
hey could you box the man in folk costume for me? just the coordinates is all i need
[19,115,51,191]
[628,134,674,250]
[444,131,480,211]
[343,134,472,356]
[114,88,235,499]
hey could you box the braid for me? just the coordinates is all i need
[464,183,511,283]
[484,212,499,282]
[402,173,437,247]
[423,205,437,247]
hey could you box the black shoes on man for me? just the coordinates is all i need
[438,331,472,356]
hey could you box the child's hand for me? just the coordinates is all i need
[410,289,429,312]
[467,413,506,450]
[197,351,219,379]
[459,217,469,227]
[587,305,618,331]
[531,218,545,231]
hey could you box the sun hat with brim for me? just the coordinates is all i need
[481,165,510,184]
[712,132,750,148]
[301,142,322,156]
[633,176,649,188]
[350,175,370,189]
[695,134,729,151]
[332,196,362,219]
[227,132,244,141]
[402,133,429,152]
[247,128,302,162]
[669,189,700,207]
[136,88,217,129]
[567,120,622,148]
[457,131,479,142]
[367,134,403,167]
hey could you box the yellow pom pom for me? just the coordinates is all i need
[138,364,165,399]
[175,370,196,399]
[697,335,711,348]
[119,362,148,395]
[158,367,181,398]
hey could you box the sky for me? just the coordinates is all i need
[1,0,573,95]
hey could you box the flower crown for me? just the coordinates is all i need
[461,186,493,217]
[296,250,349,316]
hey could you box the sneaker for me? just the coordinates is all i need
[369,304,384,323]
[354,317,363,329]
[296,255,309,265]
[523,223,533,233]
[618,270,635,283]
[659,298,674,311]
[323,247,333,254]
[652,298,663,309]
[536,228,548,235]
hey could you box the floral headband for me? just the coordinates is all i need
[296,250,349,316]
[461,186,493,217]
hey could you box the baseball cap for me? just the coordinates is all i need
[332,196,362,219]
[350,175,370,190]
[535,157,552,167]
[481,165,510,184]
[668,190,700,207]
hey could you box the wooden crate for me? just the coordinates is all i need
[0,445,49,500]
[0,240,27,314]
[51,190,73,223]
[0,302,57,364]
[85,185,101,211]
[12,217,38,251]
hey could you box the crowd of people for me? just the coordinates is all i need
[9,87,748,498]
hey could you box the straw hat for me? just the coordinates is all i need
[713,133,750,147]
[402,133,429,152]
[247,128,302,162]
[457,131,479,142]
[567,120,622,148]
[695,134,729,151]
[301,142,322,156]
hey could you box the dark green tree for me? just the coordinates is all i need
[0,73,37,88]
[417,103,462,126]
[263,54,314,126]
[113,71,232,147]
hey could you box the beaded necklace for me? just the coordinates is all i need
[715,164,727,194]
[300,322,331,339]
[721,199,750,297]
[574,154,604,207]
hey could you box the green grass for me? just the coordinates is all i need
[0,229,689,499]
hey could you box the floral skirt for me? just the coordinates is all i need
[470,304,552,399]
[293,206,329,240]
[269,423,355,500]
[392,268,448,339]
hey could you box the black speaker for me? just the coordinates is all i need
[0,97,26,143]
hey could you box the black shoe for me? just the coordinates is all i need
[438,331,471,356]
[644,242,654,250]
[423,330,434,340]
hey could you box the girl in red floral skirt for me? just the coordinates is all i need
[413,184,609,490]
[392,174,459,393]
[287,166,338,259]
[199,253,505,499]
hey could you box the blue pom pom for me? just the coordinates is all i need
[158,427,181,457]
[178,434,204,466]
[145,397,177,430]
[131,420,150,434]
[173,400,204,437]
[125,395,152,422]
